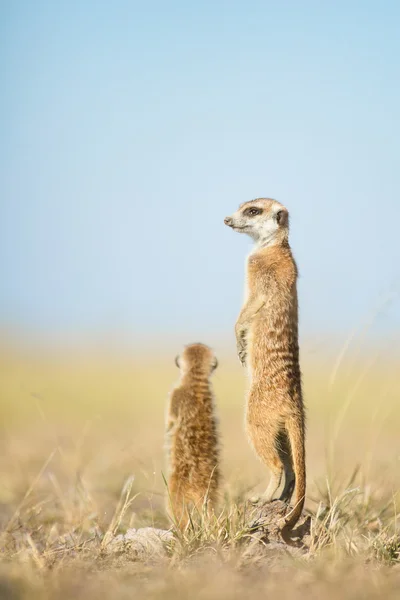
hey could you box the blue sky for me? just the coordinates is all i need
[1,1,399,344]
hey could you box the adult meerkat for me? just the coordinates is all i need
[166,343,220,530]
[224,198,305,534]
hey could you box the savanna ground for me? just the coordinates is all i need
[0,338,399,599]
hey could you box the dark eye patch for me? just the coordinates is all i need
[243,207,263,217]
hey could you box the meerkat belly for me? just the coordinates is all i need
[248,309,299,390]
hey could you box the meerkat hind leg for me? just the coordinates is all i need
[248,414,294,503]
[263,430,295,502]
[168,484,190,531]
[248,426,286,502]
[264,466,284,502]
[276,429,295,502]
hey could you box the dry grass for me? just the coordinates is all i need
[0,342,399,599]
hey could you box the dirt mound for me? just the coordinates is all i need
[242,499,311,560]
[104,527,174,560]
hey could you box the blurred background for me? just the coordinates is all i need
[0,1,399,528]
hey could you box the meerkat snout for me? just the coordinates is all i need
[224,216,233,226]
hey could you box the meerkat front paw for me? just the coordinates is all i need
[236,334,247,366]
[237,346,247,366]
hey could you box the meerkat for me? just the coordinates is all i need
[165,343,220,530]
[224,198,306,535]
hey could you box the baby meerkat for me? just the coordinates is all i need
[166,343,220,530]
[224,198,306,535]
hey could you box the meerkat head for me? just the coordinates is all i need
[175,343,218,376]
[224,198,289,247]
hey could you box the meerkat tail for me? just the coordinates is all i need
[281,416,306,533]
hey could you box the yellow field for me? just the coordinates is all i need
[0,342,399,599]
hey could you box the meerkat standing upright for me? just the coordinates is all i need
[224,198,306,535]
[166,343,220,530]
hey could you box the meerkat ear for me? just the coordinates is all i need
[276,209,288,226]
[175,355,180,368]
[212,357,218,371]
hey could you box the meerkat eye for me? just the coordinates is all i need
[245,207,263,217]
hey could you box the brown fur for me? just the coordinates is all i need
[225,198,306,536]
[166,343,220,530]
